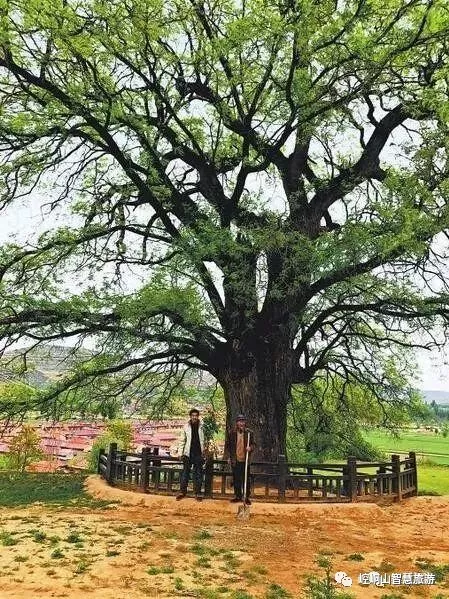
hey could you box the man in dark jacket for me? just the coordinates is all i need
[224,414,255,505]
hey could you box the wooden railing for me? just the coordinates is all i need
[98,445,418,503]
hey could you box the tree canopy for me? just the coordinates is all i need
[1,0,449,455]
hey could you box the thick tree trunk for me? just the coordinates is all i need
[220,340,293,462]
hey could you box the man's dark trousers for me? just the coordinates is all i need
[180,455,203,494]
[232,460,250,500]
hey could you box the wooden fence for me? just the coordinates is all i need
[98,444,418,503]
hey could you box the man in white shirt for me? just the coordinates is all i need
[176,408,205,501]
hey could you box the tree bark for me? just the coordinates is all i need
[219,337,293,462]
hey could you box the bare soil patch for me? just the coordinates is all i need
[0,475,447,598]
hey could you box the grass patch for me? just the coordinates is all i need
[364,430,449,465]
[138,541,153,550]
[159,530,179,540]
[265,584,292,599]
[376,560,396,574]
[147,564,174,575]
[193,529,213,540]
[196,591,221,599]
[197,592,252,599]
[0,472,118,508]
[113,525,133,535]
[418,465,449,496]
[363,430,449,494]
[243,570,258,583]
[65,532,83,544]
[345,553,364,561]
[31,530,47,543]
[74,558,91,574]
[14,555,29,563]
[50,549,64,559]
[415,558,449,582]
[303,554,355,599]
[190,543,208,555]
[174,577,184,590]
[222,551,241,570]
[48,535,60,546]
[0,531,18,546]
[195,556,212,568]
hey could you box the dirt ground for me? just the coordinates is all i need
[0,476,448,599]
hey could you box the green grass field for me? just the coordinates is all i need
[0,472,117,508]
[364,429,449,464]
[418,465,449,496]
[364,429,449,495]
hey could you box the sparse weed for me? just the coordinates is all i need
[265,584,292,599]
[31,530,47,543]
[302,554,355,599]
[74,558,90,574]
[345,553,364,561]
[65,532,83,544]
[0,531,18,546]
[196,556,211,568]
[113,525,132,535]
[193,529,213,540]
[174,577,184,590]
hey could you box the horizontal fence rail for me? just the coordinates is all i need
[98,444,417,503]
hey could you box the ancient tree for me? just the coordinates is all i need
[1,0,449,458]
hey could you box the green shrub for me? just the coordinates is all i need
[88,420,134,472]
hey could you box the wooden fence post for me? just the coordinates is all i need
[392,454,402,501]
[307,466,314,497]
[151,447,161,487]
[347,456,358,502]
[140,447,151,492]
[105,442,117,485]
[97,448,105,475]
[204,457,214,498]
[377,465,386,495]
[409,451,417,496]
[278,454,287,503]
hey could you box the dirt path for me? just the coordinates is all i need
[0,476,448,598]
